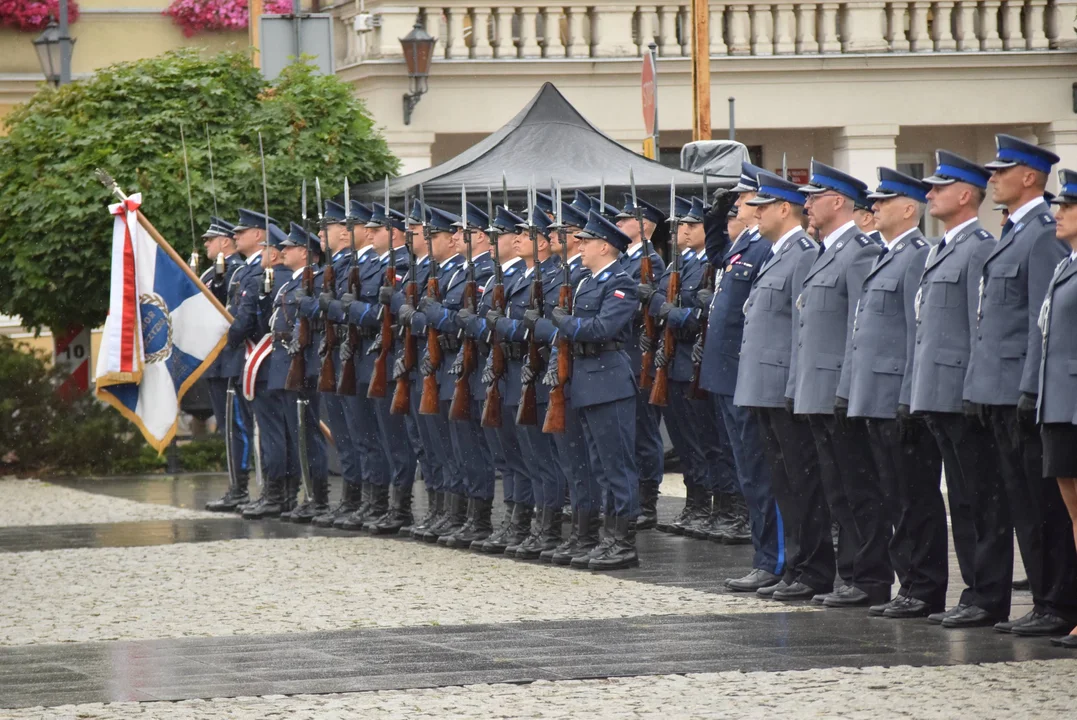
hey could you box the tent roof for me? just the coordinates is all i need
[358,83,733,203]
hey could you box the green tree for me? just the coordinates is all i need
[0,50,398,334]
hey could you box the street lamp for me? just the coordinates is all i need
[32,5,74,87]
[400,20,436,126]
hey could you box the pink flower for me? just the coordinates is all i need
[164,0,294,37]
[0,0,80,32]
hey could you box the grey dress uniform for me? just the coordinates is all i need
[967,197,1077,624]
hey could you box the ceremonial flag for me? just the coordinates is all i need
[95,193,232,452]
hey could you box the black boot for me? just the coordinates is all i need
[722,494,753,545]
[656,486,697,533]
[543,508,578,562]
[476,501,515,552]
[446,497,493,548]
[570,513,616,568]
[364,484,391,527]
[588,515,640,570]
[288,473,331,524]
[242,475,285,519]
[312,482,359,527]
[517,506,563,560]
[635,481,659,530]
[439,496,476,547]
[502,503,535,555]
[426,492,466,543]
[684,490,716,539]
[553,509,600,565]
[704,492,736,542]
[674,488,710,535]
[371,485,414,535]
[412,490,444,539]
[205,473,250,512]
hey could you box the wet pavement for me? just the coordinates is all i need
[0,474,1062,710]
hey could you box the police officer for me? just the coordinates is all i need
[201,217,254,512]
[913,151,1004,628]
[537,211,641,570]
[614,196,667,529]
[1041,170,1077,648]
[737,172,831,601]
[968,135,1077,636]
[849,169,946,619]
[796,160,892,608]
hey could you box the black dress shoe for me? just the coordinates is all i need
[772,581,817,601]
[824,586,873,607]
[1011,612,1076,637]
[994,610,1035,634]
[725,569,782,593]
[941,605,1005,628]
[869,597,907,617]
[928,604,968,625]
[1012,577,1030,591]
[1049,634,1077,648]
[756,579,788,597]
[884,597,937,619]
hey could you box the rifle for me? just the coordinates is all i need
[450,185,478,421]
[368,177,395,399]
[391,186,417,415]
[516,181,542,426]
[285,180,313,392]
[337,177,359,396]
[481,185,506,428]
[649,179,679,407]
[418,184,442,415]
[543,181,570,435]
[634,168,658,390]
[316,177,337,393]
[690,263,715,400]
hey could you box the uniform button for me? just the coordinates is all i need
[917,339,921,344]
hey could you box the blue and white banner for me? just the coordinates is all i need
[95,193,232,452]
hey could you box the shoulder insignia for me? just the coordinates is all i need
[836,240,845,250]
[912,237,927,248]
[854,234,871,247]
[798,237,814,250]
[1015,222,1026,234]
[630,249,642,260]
[1039,213,1056,225]
[597,271,610,282]
[505,266,517,276]
[974,229,993,241]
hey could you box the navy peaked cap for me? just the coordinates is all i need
[234,208,278,232]
[924,150,991,189]
[576,210,631,253]
[747,171,807,207]
[732,162,764,193]
[985,134,1060,175]
[866,168,930,203]
[799,160,869,200]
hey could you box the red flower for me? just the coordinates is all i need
[0,0,80,32]
[164,0,293,37]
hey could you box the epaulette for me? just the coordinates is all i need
[1039,213,1056,225]
[797,237,814,250]
[911,237,927,248]
[504,265,519,276]
[974,228,993,241]
[313,267,324,277]
[597,270,612,282]
[854,233,872,247]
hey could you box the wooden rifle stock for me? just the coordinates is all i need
[367,262,396,399]
[418,275,442,415]
[449,280,478,421]
[336,265,360,396]
[639,252,657,389]
[285,265,313,391]
[689,265,715,400]
[481,282,507,428]
[648,270,679,407]
[391,279,419,414]
[317,260,337,392]
[542,283,573,434]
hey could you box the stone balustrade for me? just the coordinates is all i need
[337,0,1077,64]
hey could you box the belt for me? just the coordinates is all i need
[501,341,528,361]
[571,340,624,358]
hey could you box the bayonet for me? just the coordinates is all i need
[501,172,509,210]
[179,124,199,271]
[205,122,219,218]
[258,132,270,241]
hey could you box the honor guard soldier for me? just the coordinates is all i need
[913,151,1005,628]
[201,216,254,512]
[537,210,641,570]
[614,195,667,527]
[1040,171,1077,648]
[848,169,947,619]
[968,135,1077,636]
[796,160,892,608]
[737,172,831,601]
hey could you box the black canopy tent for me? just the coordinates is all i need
[355,82,736,208]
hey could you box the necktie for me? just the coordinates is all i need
[937,236,947,252]
[1002,219,1014,238]
[817,241,826,258]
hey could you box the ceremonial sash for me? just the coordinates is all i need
[242,335,273,400]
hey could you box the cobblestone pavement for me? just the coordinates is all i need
[0,480,216,527]
[5,660,1074,719]
[0,537,808,646]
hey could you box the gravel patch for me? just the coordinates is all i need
[0,537,807,646]
[8,660,1075,719]
[0,479,216,527]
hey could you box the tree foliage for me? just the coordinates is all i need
[0,50,399,333]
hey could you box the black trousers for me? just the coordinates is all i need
[989,406,1077,621]
[756,407,835,593]
[808,414,893,601]
[865,417,947,608]
[923,412,1010,615]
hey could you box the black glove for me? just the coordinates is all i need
[448,348,464,377]
[481,355,496,385]
[397,303,416,326]
[639,332,655,355]
[834,396,849,428]
[294,287,308,301]
[709,189,738,220]
[340,292,356,314]
[391,356,407,380]
[653,342,669,369]
[365,334,382,356]
[785,397,796,416]
[521,363,536,385]
[551,306,570,325]
[317,292,333,311]
[455,306,476,327]
[637,283,656,305]
[691,335,705,365]
[657,302,676,323]
[1017,392,1038,433]
[420,354,435,377]
[378,286,394,305]
[542,358,560,388]
[523,308,541,332]
[485,308,505,327]
[696,287,714,310]
[417,295,438,314]
[896,403,916,444]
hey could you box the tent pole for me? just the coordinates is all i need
[691,0,711,142]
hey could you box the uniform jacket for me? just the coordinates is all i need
[908,221,995,414]
[621,242,666,375]
[224,254,266,373]
[964,200,1068,404]
[734,231,816,409]
[547,263,639,408]
[846,230,931,419]
[1037,254,1077,423]
[327,246,387,385]
[700,227,770,396]
[646,248,706,383]
[791,223,882,414]
[389,252,433,380]
[267,267,323,390]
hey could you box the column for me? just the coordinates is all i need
[795,3,818,54]
[1026,0,1050,49]
[711,5,729,55]
[954,1,978,50]
[567,6,591,57]
[886,1,909,52]
[494,8,515,58]
[472,8,494,58]
[638,6,655,49]
[593,6,640,57]
[1000,0,1023,50]
[750,4,774,55]
[841,1,888,52]
[932,1,957,50]
[518,6,543,57]
[908,1,930,51]
[980,0,1004,50]
[1040,120,1077,191]
[444,7,467,58]
[658,4,680,56]
[385,130,437,174]
[728,5,752,54]
[818,3,842,53]
[832,125,900,187]
[373,7,422,59]
[1051,0,1077,48]
[773,3,796,53]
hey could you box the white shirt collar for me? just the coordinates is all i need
[246,251,263,266]
[944,217,978,244]
[1009,197,1044,226]
[886,227,918,251]
[822,220,857,250]
[355,245,374,260]
[502,256,522,270]
[443,252,462,266]
[592,259,620,277]
[567,252,581,265]
[681,246,693,256]
[472,250,491,262]
[379,250,391,261]
[626,242,643,257]
[291,268,304,280]
[524,264,535,278]
[772,227,801,255]
[1071,249,1077,260]
[415,253,428,263]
